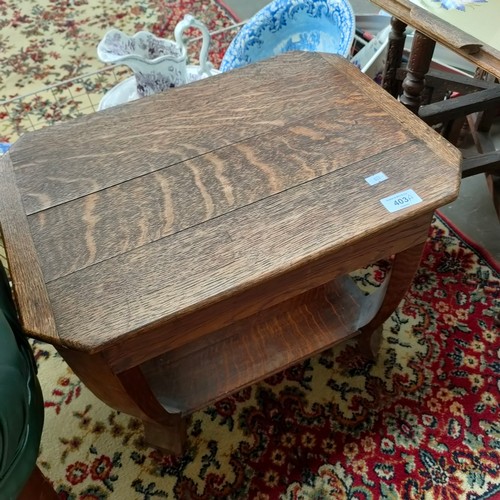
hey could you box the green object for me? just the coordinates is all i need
[0,264,44,499]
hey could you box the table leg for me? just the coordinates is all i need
[382,17,408,97]
[357,242,425,359]
[400,30,436,114]
[56,347,187,455]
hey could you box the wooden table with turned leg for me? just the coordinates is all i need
[0,52,461,454]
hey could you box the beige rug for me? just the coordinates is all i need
[0,0,240,142]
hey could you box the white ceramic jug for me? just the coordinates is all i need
[97,14,213,97]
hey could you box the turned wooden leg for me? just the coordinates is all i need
[18,465,58,500]
[357,242,426,359]
[57,347,187,454]
[382,17,407,97]
[400,30,436,114]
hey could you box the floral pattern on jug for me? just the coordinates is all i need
[97,14,215,98]
[103,31,185,59]
[135,69,185,96]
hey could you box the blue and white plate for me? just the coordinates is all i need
[220,0,355,72]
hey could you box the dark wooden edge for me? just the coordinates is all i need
[396,67,496,93]
[0,154,59,342]
[409,6,482,53]
[320,53,462,182]
[419,85,500,125]
[462,151,500,178]
[368,0,500,80]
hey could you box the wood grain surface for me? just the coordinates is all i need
[45,139,455,350]
[0,155,58,342]
[10,53,351,214]
[29,101,411,282]
[102,211,433,372]
[0,52,461,356]
[141,276,375,414]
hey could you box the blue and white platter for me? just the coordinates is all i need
[220,0,355,72]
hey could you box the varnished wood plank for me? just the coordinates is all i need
[107,211,432,372]
[10,53,354,214]
[320,53,463,171]
[0,155,58,343]
[140,274,370,372]
[45,140,457,352]
[29,100,412,281]
[141,276,375,414]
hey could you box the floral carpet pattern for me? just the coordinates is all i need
[2,2,499,497]
[0,0,240,142]
[31,214,499,499]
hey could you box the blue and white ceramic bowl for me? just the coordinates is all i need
[220,0,355,72]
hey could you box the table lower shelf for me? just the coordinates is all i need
[140,272,388,416]
[55,241,426,454]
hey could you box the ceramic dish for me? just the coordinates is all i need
[98,65,221,110]
[220,0,355,72]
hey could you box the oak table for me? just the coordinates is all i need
[0,52,461,454]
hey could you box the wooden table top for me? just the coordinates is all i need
[370,0,500,79]
[0,52,461,357]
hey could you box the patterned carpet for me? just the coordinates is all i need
[0,0,240,142]
[29,214,499,499]
[1,1,499,498]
